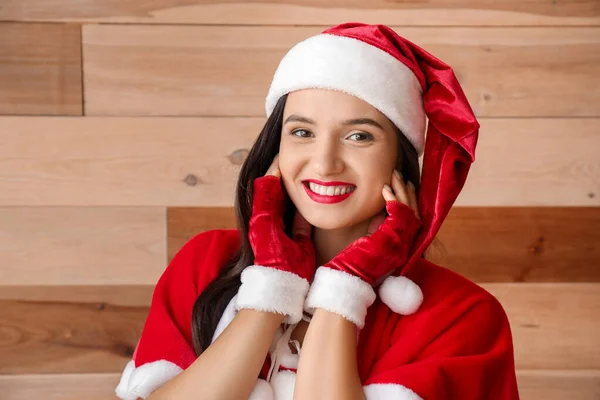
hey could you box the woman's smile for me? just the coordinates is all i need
[302,179,357,204]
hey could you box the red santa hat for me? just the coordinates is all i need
[265,22,480,316]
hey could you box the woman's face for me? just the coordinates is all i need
[279,89,399,230]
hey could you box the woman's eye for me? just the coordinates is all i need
[348,132,373,142]
[291,129,312,138]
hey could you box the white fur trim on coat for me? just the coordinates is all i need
[304,267,376,329]
[265,33,426,156]
[115,359,183,400]
[270,370,297,400]
[364,383,423,399]
[249,378,274,400]
[237,265,310,324]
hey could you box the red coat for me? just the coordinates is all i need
[115,228,520,399]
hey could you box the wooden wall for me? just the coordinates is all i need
[1,1,599,398]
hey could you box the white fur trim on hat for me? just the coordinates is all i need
[378,275,423,315]
[236,265,310,324]
[265,33,426,155]
[115,359,183,400]
[364,383,423,399]
[304,267,376,328]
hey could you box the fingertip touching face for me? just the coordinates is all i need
[279,89,399,230]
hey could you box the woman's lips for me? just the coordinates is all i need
[303,183,355,204]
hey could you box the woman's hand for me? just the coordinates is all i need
[248,154,316,282]
[367,169,420,236]
[237,154,316,324]
[324,169,422,286]
[304,169,422,328]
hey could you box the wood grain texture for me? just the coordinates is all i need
[516,370,600,400]
[0,23,82,115]
[167,207,600,283]
[0,373,123,399]
[82,25,600,118]
[0,116,260,207]
[1,117,598,207]
[485,283,600,370]
[1,0,598,26]
[431,207,600,282]
[0,207,166,285]
[167,207,236,260]
[0,284,598,373]
[0,290,148,374]
[0,370,598,399]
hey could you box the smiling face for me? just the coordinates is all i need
[279,89,399,230]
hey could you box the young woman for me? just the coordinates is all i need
[116,22,520,400]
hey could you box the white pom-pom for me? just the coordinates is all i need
[378,276,423,315]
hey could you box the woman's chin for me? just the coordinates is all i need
[303,215,356,231]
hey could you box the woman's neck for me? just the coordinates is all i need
[311,219,370,267]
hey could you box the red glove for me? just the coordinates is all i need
[237,174,316,324]
[305,200,422,328]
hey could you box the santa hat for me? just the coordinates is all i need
[265,22,480,316]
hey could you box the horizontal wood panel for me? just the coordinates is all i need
[0,207,166,285]
[0,292,147,374]
[0,23,82,116]
[167,207,600,283]
[1,117,597,206]
[0,117,258,207]
[485,283,600,370]
[0,373,123,399]
[1,0,598,26]
[0,370,597,399]
[458,118,600,206]
[82,25,600,118]
[516,370,600,400]
[0,284,597,373]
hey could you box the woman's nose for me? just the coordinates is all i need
[312,139,343,176]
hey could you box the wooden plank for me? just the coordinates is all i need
[517,370,600,400]
[0,370,598,399]
[484,284,600,370]
[433,207,600,282]
[459,119,600,206]
[0,285,153,307]
[0,286,151,375]
[167,207,600,283]
[0,207,166,285]
[0,373,123,400]
[0,0,598,26]
[82,25,600,118]
[167,207,236,261]
[0,23,82,115]
[0,284,597,373]
[0,116,259,207]
[1,117,598,207]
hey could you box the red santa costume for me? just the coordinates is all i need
[115,22,520,399]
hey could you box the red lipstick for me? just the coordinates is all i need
[302,180,356,204]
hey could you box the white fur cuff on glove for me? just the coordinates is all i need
[304,267,376,329]
[236,265,310,324]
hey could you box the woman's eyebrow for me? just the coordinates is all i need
[284,114,315,125]
[283,114,384,131]
[341,118,385,131]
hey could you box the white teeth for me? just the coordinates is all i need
[308,182,355,196]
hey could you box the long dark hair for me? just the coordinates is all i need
[191,93,428,355]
